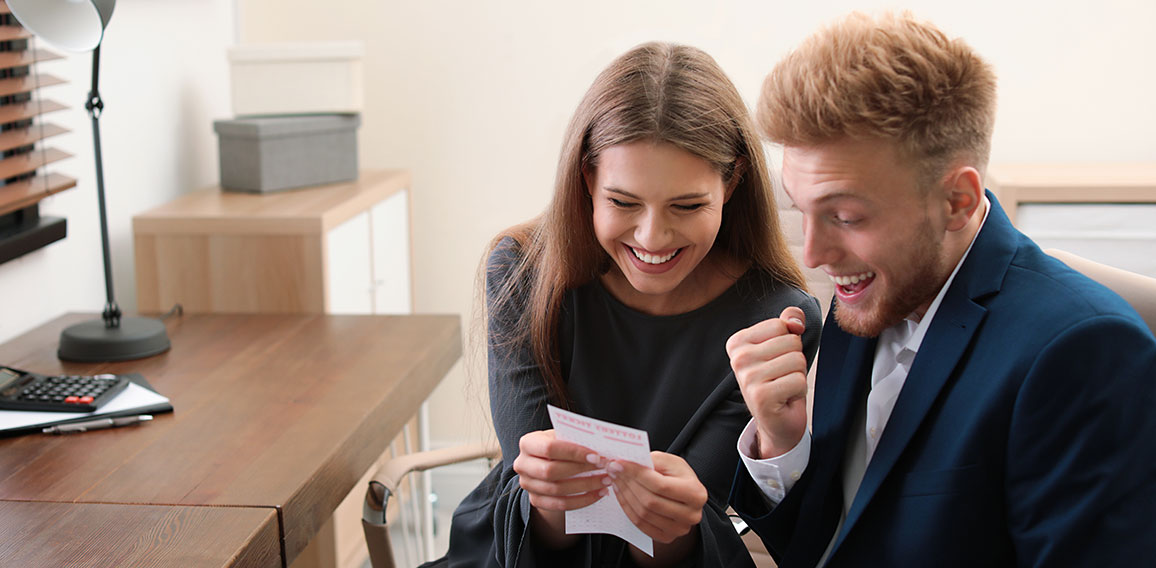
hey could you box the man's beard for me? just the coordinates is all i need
[834,218,947,338]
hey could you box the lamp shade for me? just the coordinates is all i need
[6,0,116,52]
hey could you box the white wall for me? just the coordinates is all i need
[7,0,1145,441]
[0,0,235,344]
[235,0,1156,447]
[237,0,1156,448]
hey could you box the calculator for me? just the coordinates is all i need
[0,366,130,413]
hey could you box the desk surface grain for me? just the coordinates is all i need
[0,501,281,567]
[0,312,461,564]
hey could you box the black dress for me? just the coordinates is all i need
[436,238,821,567]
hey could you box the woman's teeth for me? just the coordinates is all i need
[831,271,875,286]
[631,247,679,264]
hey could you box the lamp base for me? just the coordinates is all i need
[58,316,171,362]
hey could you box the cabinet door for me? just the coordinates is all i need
[370,189,412,314]
[325,211,375,314]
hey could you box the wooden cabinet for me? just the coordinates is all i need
[132,169,415,568]
[988,163,1156,225]
[133,169,412,316]
[988,164,1156,278]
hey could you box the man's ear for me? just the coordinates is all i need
[724,158,747,203]
[943,165,983,232]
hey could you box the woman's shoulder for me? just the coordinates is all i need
[485,234,535,317]
[487,235,523,271]
[486,234,533,289]
[740,269,823,360]
[740,268,821,315]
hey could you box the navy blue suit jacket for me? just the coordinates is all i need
[731,193,1156,567]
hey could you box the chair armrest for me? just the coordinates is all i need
[375,441,502,493]
[364,441,501,520]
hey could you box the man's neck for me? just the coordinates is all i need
[912,197,990,320]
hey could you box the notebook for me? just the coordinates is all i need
[0,374,172,438]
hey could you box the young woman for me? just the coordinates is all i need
[437,42,821,567]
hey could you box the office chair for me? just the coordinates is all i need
[360,441,785,568]
[362,441,501,568]
[1046,249,1156,334]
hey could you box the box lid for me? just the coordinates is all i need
[228,41,364,63]
[213,114,361,138]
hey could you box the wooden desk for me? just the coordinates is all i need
[0,501,280,567]
[0,313,460,567]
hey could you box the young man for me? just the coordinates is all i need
[726,12,1156,567]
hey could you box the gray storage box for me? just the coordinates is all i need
[213,114,360,193]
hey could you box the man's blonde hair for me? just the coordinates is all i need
[759,12,997,183]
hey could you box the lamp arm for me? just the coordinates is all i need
[85,45,120,328]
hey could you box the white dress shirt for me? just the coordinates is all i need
[738,197,991,505]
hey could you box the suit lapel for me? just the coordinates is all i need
[829,191,1018,554]
[789,313,876,566]
[812,323,875,450]
[833,296,986,547]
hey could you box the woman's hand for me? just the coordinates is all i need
[514,429,609,549]
[606,450,707,562]
[513,429,609,511]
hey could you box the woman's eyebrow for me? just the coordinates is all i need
[605,188,710,200]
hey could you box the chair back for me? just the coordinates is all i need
[1046,249,1156,335]
[363,442,502,568]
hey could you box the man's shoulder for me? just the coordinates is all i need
[949,243,1154,377]
[998,244,1141,324]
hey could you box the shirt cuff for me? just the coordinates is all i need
[736,418,811,505]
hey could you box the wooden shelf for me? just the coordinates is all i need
[0,123,67,153]
[0,173,78,216]
[988,163,1156,224]
[0,99,67,124]
[0,73,66,97]
[0,3,78,265]
[0,25,30,42]
[0,48,64,71]
[134,169,412,236]
[0,147,70,179]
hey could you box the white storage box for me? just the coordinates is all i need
[228,41,364,116]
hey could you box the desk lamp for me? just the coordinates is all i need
[8,0,170,361]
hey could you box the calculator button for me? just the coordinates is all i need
[65,396,80,404]
[79,396,94,404]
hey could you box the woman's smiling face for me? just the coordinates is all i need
[586,141,731,314]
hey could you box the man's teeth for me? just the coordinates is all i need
[831,271,875,286]
[631,247,679,265]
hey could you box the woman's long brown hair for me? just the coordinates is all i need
[488,42,805,407]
